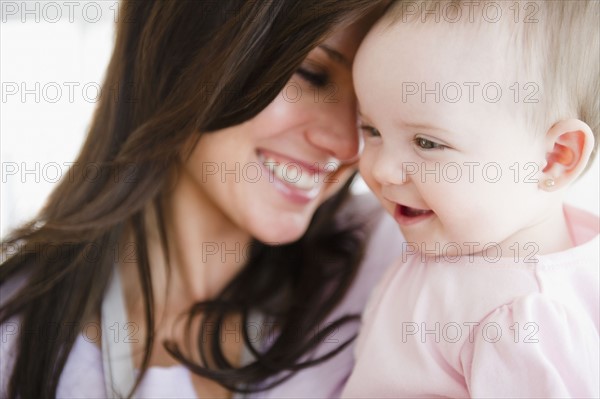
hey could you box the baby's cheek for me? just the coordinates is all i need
[358,150,380,190]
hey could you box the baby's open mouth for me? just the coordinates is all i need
[394,204,435,226]
[399,205,434,218]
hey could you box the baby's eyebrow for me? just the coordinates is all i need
[400,121,459,139]
[403,122,435,131]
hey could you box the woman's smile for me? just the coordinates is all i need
[256,148,340,204]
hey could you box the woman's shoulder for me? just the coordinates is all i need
[1,270,30,396]
[1,270,106,397]
[0,268,29,307]
[56,334,106,397]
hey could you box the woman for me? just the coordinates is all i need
[0,1,402,397]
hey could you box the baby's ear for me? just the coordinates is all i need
[540,119,595,191]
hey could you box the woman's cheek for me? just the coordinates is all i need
[249,86,307,139]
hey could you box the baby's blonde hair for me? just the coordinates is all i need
[385,0,599,173]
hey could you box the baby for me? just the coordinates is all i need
[343,1,599,397]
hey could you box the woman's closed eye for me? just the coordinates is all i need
[296,67,329,87]
[413,136,447,150]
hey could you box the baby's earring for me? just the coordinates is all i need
[541,177,556,190]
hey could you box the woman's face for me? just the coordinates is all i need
[178,19,371,243]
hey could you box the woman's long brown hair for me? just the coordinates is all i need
[0,1,384,397]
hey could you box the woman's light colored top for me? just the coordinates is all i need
[1,193,404,398]
[342,205,600,398]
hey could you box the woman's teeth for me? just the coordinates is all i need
[263,157,318,191]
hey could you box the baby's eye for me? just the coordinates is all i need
[413,137,446,150]
[359,125,381,138]
[296,67,329,87]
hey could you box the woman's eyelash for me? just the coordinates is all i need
[413,137,446,150]
[359,125,381,138]
[296,67,328,87]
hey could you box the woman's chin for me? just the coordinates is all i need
[250,217,309,245]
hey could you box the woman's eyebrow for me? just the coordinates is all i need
[318,44,351,69]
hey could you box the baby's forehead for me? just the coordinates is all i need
[353,18,532,132]
[359,19,521,86]
[370,2,539,79]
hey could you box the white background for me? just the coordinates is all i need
[1,1,599,237]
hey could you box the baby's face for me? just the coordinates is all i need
[354,21,552,257]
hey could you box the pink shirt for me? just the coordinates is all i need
[342,205,600,398]
[1,193,404,398]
